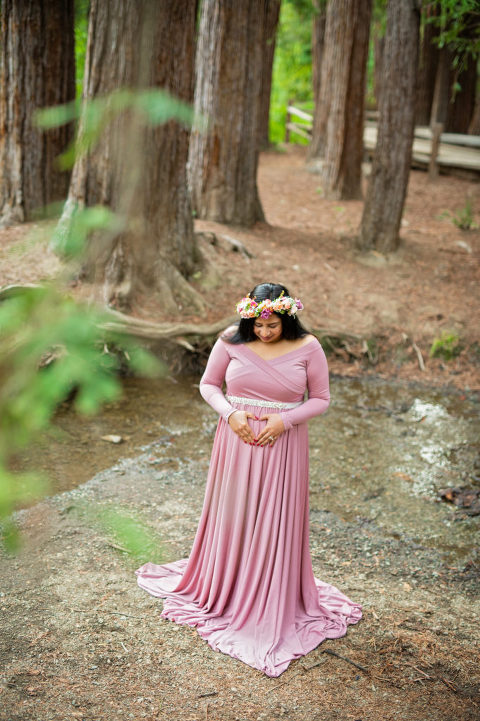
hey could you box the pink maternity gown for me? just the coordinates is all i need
[135,336,362,677]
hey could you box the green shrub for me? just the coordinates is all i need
[452,198,478,231]
[429,331,462,360]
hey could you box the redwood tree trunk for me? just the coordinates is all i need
[415,6,439,126]
[468,87,480,135]
[59,0,202,313]
[0,0,75,227]
[446,58,477,133]
[310,0,372,200]
[312,1,326,112]
[258,0,281,149]
[188,0,266,227]
[430,45,453,127]
[357,0,420,253]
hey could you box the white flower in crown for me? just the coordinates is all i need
[236,295,258,318]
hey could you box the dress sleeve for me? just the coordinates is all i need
[199,339,237,422]
[279,342,330,430]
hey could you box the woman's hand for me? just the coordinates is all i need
[255,413,285,446]
[228,410,256,443]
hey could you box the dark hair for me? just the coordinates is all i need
[225,282,308,344]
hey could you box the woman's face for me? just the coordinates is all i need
[253,315,283,343]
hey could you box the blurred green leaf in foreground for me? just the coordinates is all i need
[0,87,196,553]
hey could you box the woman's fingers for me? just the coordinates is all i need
[238,418,255,442]
[255,412,285,445]
[255,427,276,446]
[232,410,283,446]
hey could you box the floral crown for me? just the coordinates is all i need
[236,291,304,319]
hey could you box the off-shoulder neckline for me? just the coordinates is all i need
[239,337,319,362]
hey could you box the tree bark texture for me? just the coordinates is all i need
[0,0,75,227]
[446,58,477,133]
[311,1,326,111]
[415,7,440,126]
[468,85,480,135]
[188,0,267,227]
[358,0,420,253]
[61,0,201,313]
[258,0,281,149]
[310,0,372,200]
[429,45,454,127]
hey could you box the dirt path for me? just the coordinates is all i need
[1,411,479,721]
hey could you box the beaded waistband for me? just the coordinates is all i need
[226,394,301,410]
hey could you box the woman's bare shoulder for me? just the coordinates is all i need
[218,324,238,342]
[298,333,318,348]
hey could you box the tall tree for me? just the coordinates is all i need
[0,0,75,227]
[309,0,372,200]
[416,6,440,126]
[258,0,281,149]
[188,0,267,227]
[445,56,477,133]
[429,45,454,127]
[469,87,480,134]
[311,0,326,112]
[426,3,479,132]
[357,0,420,253]
[59,0,203,314]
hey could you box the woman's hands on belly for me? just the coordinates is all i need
[228,410,256,443]
[255,413,285,446]
[228,410,286,447]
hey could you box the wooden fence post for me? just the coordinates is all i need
[429,122,443,180]
[285,98,293,143]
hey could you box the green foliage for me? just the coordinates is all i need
[269,0,314,144]
[429,331,462,360]
[1,86,196,552]
[74,0,89,99]
[50,205,122,257]
[35,88,198,171]
[426,0,480,69]
[91,505,167,565]
[0,277,166,551]
[439,197,479,230]
[451,197,478,230]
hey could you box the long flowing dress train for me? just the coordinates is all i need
[135,337,362,677]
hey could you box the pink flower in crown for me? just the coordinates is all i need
[256,299,273,318]
[236,295,258,318]
[294,298,304,310]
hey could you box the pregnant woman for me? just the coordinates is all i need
[135,282,362,677]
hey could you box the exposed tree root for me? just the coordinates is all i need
[0,283,370,373]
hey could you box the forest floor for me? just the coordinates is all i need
[0,146,479,720]
[1,416,479,721]
[2,145,479,390]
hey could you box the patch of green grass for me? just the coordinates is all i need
[452,198,478,231]
[430,331,462,361]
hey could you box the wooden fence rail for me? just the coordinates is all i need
[284,104,480,176]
